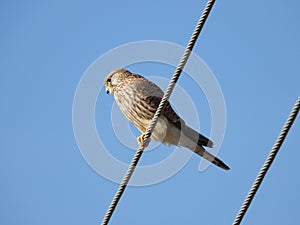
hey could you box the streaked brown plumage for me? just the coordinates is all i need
[104,68,230,170]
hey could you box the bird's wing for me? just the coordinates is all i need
[130,73,164,96]
[129,74,212,147]
[180,124,213,147]
[163,99,213,148]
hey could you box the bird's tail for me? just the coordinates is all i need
[178,126,230,170]
[193,145,230,170]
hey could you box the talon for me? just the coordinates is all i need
[137,133,146,148]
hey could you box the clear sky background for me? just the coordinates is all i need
[1,1,300,225]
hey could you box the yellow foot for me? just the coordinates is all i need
[137,133,146,148]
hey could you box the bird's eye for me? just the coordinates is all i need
[107,78,111,83]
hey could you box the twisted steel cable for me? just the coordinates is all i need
[101,1,216,224]
[232,96,300,225]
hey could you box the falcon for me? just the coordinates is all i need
[104,68,230,170]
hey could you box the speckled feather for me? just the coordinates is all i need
[104,68,230,170]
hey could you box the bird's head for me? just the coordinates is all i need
[104,68,131,94]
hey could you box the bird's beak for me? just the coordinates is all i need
[106,87,110,94]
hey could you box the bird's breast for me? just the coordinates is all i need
[114,88,149,132]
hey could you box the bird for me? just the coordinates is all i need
[104,68,230,170]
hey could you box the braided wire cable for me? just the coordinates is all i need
[232,96,300,225]
[101,1,216,224]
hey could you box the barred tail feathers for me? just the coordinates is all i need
[178,126,230,170]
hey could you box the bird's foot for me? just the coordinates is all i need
[137,133,146,149]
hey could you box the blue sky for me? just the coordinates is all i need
[1,1,300,225]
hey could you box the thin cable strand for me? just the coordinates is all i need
[232,96,300,225]
[101,1,216,224]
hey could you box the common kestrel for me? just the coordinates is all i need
[104,68,230,170]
